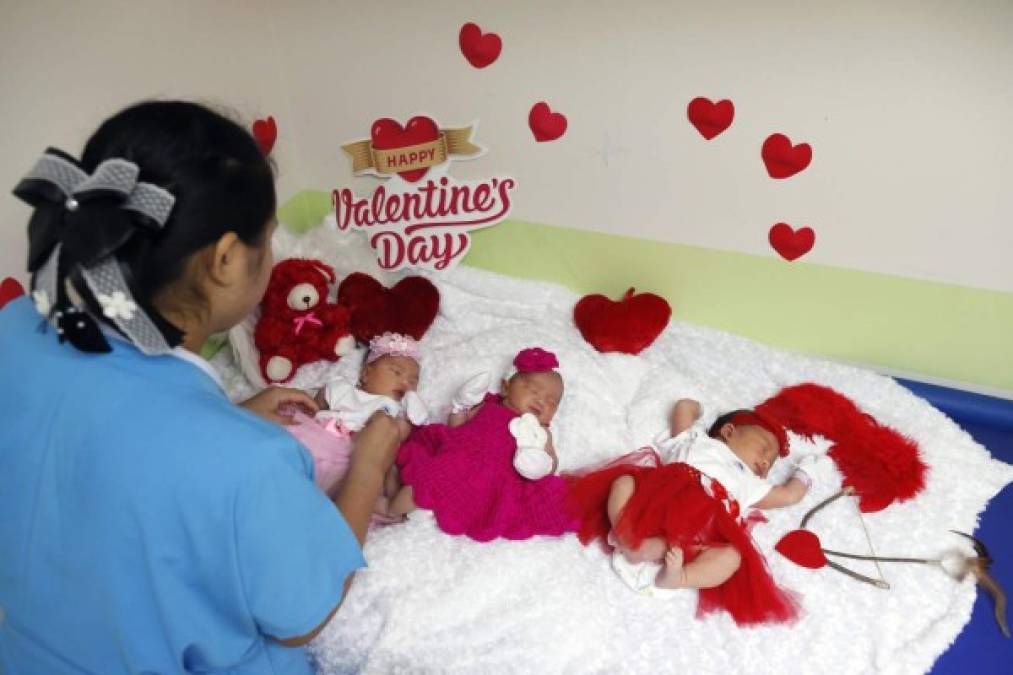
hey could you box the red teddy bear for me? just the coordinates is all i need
[254,258,355,383]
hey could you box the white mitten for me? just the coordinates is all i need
[509,413,552,479]
[791,454,833,491]
[451,371,491,413]
[402,390,430,426]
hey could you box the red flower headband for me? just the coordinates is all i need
[513,347,559,373]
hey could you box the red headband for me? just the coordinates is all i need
[727,410,790,457]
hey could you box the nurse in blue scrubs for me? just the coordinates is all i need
[0,101,402,674]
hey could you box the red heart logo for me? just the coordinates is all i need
[528,102,567,142]
[687,97,735,140]
[769,223,815,261]
[775,529,828,569]
[573,288,671,355]
[459,22,502,68]
[762,133,812,179]
[0,277,26,311]
[337,272,440,342]
[252,116,277,155]
[370,116,441,182]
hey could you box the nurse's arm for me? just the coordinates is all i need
[273,415,400,646]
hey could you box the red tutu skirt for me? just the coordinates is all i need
[566,448,800,626]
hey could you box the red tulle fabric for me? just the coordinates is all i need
[567,449,800,626]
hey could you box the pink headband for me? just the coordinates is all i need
[513,347,558,374]
[367,332,420,364]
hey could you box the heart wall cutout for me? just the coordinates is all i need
[459,22,502,68]
[252,116,277,155]
[687,97,735,140]
[769,223,815,261]
[337,272,440,342]
[0,277,26,311]
[761,133,812,179]
[528,102,567,142]
[370,116,441,182]
[573,288,671,355]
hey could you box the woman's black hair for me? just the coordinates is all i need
[66,100,276,343]
[708,409,751,438]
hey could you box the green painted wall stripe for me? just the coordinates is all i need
[278,191,1013,392]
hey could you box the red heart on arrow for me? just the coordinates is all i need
[337,272,440,342]
[459,22,502,68]
[370,116,441,182]
[687,97,735,140]
[775,529,828,569]
[528,102,567,142]
[573,288,671,355]
[761,133,812,179]
[769,223,815,261]
[0,277,26,311]
[252,116,277,155]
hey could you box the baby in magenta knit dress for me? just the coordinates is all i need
[389,347,579,541]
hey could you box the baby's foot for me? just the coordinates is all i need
[625,536,667,564]
[654,548,687,589]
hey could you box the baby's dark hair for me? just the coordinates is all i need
[32,100,277,347]
[707,409,751,439]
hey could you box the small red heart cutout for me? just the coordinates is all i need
[687,97,734,140]
[529,102,567,142]
[762,133,812,179]
[252,116,277,155]
[574,288,671,355]
[769,223,815,261]
[775,529,827,569]
[459,22,502,68]
[337,272,440,342]
[370,116,441,182]
[0,277,26,311]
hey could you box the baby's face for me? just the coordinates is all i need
[718,423,780,478]
[360,355,420,401]
[502,371,563,427]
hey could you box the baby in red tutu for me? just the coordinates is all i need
[388,347,580,541]
[569,398,813,626]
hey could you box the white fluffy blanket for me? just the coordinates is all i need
[213,225,1013,675]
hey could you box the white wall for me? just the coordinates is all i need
[3,0,1012,293]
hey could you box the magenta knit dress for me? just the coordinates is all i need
[396,394,580,541]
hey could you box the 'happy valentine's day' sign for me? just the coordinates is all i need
[332,115,516,271]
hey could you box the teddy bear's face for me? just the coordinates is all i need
[287,282,321,312]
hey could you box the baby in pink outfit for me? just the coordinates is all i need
[286,332,427,500]
[389,347,579,541]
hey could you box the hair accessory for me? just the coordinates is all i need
[513,347,559,373]
[12,147,178,354]
[727,410,790,457]
[366,332,420,364]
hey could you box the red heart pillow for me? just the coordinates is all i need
[0,277,26,311]
[337,272,440,342]
[573,287,671,355]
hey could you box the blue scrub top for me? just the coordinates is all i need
[0,297,364,674]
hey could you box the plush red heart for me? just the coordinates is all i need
[252,116,277,155]
[459,22,502,68]
[370,116,441,182]
[775,529,828,569]
[337,272,440,342]
[769,223,815,261]
[528,102,567,142]
[687,97,735,140]
[762,133,812,179]
[0,277,26,311]
[573,287,671,355]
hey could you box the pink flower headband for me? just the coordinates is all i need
[367,332,420,364]
[512,347,559,374]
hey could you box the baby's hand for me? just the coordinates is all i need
[669,399,702,436]
[451,371,491,413]
[402,390,429,426]
[510,413,552,480]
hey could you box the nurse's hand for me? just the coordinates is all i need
[240,386,319,425]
